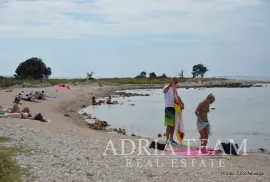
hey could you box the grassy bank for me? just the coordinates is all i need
[0,137,21,182]
[0,77,228,88]
[0,136,31,182]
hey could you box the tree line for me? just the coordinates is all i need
[2,57,209,80]
[135,64,208,79]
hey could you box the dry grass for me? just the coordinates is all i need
[0,136,32,182]
[0,77,227,88]
[0,136,9,143]
[0,150,22,182]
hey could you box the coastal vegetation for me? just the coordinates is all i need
[14,57,52,79]
[0,57,217,88]
[192,64,208,78]
[0,136,31,182]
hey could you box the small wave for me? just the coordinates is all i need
[232,132,270,136]
[249,148,270,154]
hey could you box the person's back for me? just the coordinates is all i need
[198,102,210,122]
[164,84,174,108]
[11,97,21,113]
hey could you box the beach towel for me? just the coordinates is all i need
[45,95,56,99]
[53,85,69,90]
[172,82,184,144]
[166,149,221,157]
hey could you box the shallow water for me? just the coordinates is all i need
[83,84,270,151]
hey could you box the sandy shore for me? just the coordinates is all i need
[0,81,270,181]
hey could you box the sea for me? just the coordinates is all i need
[83,84,270,152]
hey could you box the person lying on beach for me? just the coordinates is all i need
[19,93,39,103]
[106,96,118,104]
[35,91,45,100]
[0,112,47,122]
[195,93,215,153]
[92,96,103,105]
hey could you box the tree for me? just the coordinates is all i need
[178,69,184,78]
[135,71,147,78]
[192,64,208,78]
[86,72,94,80]
[149,72,157,79]
[15,57,52,79]
[158,73,168,79]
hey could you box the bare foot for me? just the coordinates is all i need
[201,147,207,154]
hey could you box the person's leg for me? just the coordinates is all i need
[165,107,171,143]
[199,126,209,153]
[202,126,209,147]
[166,126,169,142]
[169,125,174,141]
[165,107,175,143]
[198,130,204,149]
[0,113,21,118]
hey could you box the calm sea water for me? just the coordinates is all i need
[83,84,270,151]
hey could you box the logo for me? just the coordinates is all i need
[103,138,248,168]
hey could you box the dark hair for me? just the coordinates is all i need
[92,96,95,99]
[21,107,30,113]
[207,93,215,99]
[34,113,44,121]
[15,96,20,102]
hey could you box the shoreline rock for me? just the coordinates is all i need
[115,91,150,97]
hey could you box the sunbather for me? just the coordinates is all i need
[0,96,22,113]
[37,91,45,100]
[0,112,47,122]
[19,93,39,103]
[92,96,103,105]
[11,96,21,113]
[106,96,118,104]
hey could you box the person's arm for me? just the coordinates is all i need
[195,102,203,122]
[163,84,171,93]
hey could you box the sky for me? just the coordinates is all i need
[0,0,269,78]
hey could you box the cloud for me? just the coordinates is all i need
[0,0,266,39]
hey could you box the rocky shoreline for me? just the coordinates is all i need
[79,111,129,136]
[114,82,267,90]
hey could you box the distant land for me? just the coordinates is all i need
[216,76,270,81]
[1,75,270,81]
